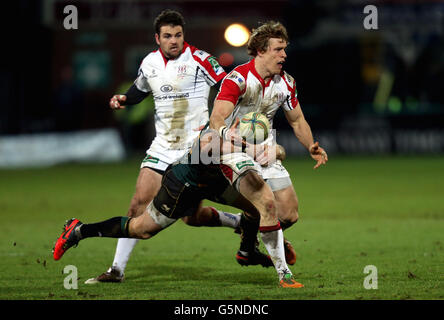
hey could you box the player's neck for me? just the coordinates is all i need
[254,59,273,83]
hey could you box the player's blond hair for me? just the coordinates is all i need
[247,21,289,57]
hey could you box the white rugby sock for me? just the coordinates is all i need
[260,225,291,280]
[216,210,241,229]
[111,238,139,275]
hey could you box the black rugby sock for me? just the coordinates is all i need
[239,213,260,253]
[78,217,131,239]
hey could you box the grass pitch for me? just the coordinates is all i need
[0,156,443,300]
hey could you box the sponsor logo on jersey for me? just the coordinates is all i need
[208,56,223,75]
[227,71,246,90]
[143,154,159,164]
[154,93,190,101]
[178,65,187,74]
[236,160,254,170]
[273,92,285,103]
[160,84,173,93]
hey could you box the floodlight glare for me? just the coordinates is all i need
[224,23,250,47]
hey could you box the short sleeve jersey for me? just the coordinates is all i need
[216,59,298,143]
[134,42,226,161]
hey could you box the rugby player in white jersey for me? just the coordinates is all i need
[208,21,328,285]
[84,10,252,284]
[178,21,328,269]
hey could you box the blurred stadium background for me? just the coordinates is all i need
[2,0,444,165]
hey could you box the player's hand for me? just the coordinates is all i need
[225,118,246,147]
[109,95,127,110]
[249,144,277,167]
[309,141,328,169]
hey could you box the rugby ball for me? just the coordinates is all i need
[239,112,270,144]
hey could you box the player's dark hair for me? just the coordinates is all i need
[154,9,185,35]
[247,21,288,56]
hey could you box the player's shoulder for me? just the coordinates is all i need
[226,61,252,82]
[186,43,212,62]
[232,60,253,78]
[186,43,225,79]
[222,61,252,91]
[139,50,162,68]
[279,70,296,91]
[188,43,219,69]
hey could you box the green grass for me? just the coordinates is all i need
[0,156,443,300]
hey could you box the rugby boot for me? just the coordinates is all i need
[235,248,274,268]
[84,267,124,284]
[53,218,82,260]
[283,238,297,265]
[279,272,304,288]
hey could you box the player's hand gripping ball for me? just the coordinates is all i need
[239,112,270,144]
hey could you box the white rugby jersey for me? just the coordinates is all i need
[134,42,226,163]
[216,59,298,144]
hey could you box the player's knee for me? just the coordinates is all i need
[279,204,299,225]
[128,196,149,218]
[129,217,158,239]
[138,230,156,239]
[181,215,199,226]
[128,218,147,239]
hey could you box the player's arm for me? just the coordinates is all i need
[210,99,235,133]
[210,99,245,147]
[210,73,244,143]
[285,103,328,169]
[110,62,152,110]
[246,143,286,166]
[109,84,150,110]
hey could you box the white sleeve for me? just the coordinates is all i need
[134,68,152,93]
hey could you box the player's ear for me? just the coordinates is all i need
[257,40,271,57]
[155,33,160,45]
[256,48,267,57]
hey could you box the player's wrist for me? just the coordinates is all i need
[308,142,316,152]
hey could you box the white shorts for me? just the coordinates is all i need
[219,152,262,190]
[140,154,170,172]
[261,160,292,192]
[140,143,190,172]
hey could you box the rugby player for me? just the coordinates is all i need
[52,123,304,288]
[183,21,328,266]
[87,10,251,284]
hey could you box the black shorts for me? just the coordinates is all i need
[153,168,202,219]
[153,165,231,220]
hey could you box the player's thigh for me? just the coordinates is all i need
[273,184,299,222]
[129,168,163,215]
